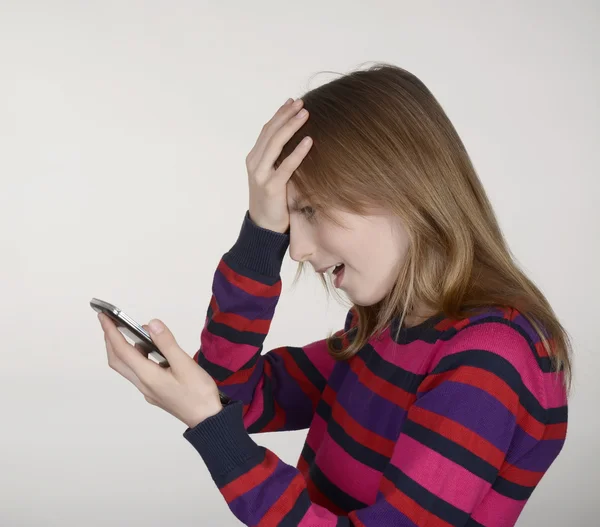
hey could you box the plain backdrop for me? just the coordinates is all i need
[1,1,598,526]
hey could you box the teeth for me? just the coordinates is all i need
[328,263,342,274]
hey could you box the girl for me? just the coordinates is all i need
[99,63,571,526]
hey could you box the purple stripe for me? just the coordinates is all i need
[416,381,515,451]
[229,458,296,525]
[327,360,351,392]
[354,497,418,526]
[335,368,407,440]
[513,313,550,342]
[220,355,315,430]
[511,438,565,472]
[220,363,264,404]
[505,425,538,465]
[213,269,277,320]
[467,307,504,324]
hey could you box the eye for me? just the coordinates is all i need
[300,206,316,221]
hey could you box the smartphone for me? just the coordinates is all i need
[90,298,169,368]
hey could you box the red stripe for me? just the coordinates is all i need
[500,463,544,487]
[219,366,253,385]
[297,454,309,478]
[409,406,505,469]
[256,473,305,527]
[349,356,416,410]
[378,477,454,527]
[211,309,272,335]
[221,449,277,502]
[329,396,396,457]
[279,347,322,407]
[544,422,567,440]
[218,259,281,298]
[535,339,550,358]
[208,288,272,335]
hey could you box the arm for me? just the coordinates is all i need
[184,328,564,526]
[194,210,352,433]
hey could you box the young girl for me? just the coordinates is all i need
[100,63,571,526]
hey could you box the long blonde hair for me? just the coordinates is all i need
[274,62,572,389]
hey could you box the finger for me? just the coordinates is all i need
[105,333,147,394]
[252,98,297,151]
[256,108,309,174]
[145,319,188,374]
[249,99,305,167]
[99,313,155,380]
[273,136,313,184]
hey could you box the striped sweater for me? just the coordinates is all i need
[183,210,568,526]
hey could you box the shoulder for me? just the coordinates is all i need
[428,306,563,409]
[434,306,551,373]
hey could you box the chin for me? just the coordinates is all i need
[349,281,392,307]
[350,291,386,307]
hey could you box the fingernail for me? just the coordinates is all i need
[149,319,164,334]
[284,98,293,105]
[296,109,308,118]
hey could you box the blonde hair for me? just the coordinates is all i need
[274,62,572,390]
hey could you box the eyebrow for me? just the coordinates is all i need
[290,198,305,211]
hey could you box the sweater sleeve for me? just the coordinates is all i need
[193,210,349,433]
[183,325,566,526]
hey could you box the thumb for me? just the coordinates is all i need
[147,319,185,368]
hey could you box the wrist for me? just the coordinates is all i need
[185,396,224,429]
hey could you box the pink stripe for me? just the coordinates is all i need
[200,330,258,371]
[305,413,327,452]
[241,376,264,429]
[298,503,337,526]
[543,371,568,407]
[300,338,337,380]
[471,489,526,527]
[391,435,489,512]
[371,328,437,374]
[315,434,381,504]
[433,323,549,406]
[201,330,336,381]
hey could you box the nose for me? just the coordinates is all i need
[288,217,315,263]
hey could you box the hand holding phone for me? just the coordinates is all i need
[90,298,170,368]
[91,298,233,407]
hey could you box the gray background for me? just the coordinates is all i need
[1,1,598,525]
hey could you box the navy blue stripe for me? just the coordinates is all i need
[360,343,426,394]
[301,443,368,512]
[403,419,499,483]
[279,489,311,526]
[493,476,534,500]
[308,459,368,512]
[385,465,469,526]
[287,346,328,392]
[323,405,391,472]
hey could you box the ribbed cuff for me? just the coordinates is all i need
[225,210,290,278]
[182,401,263,479]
